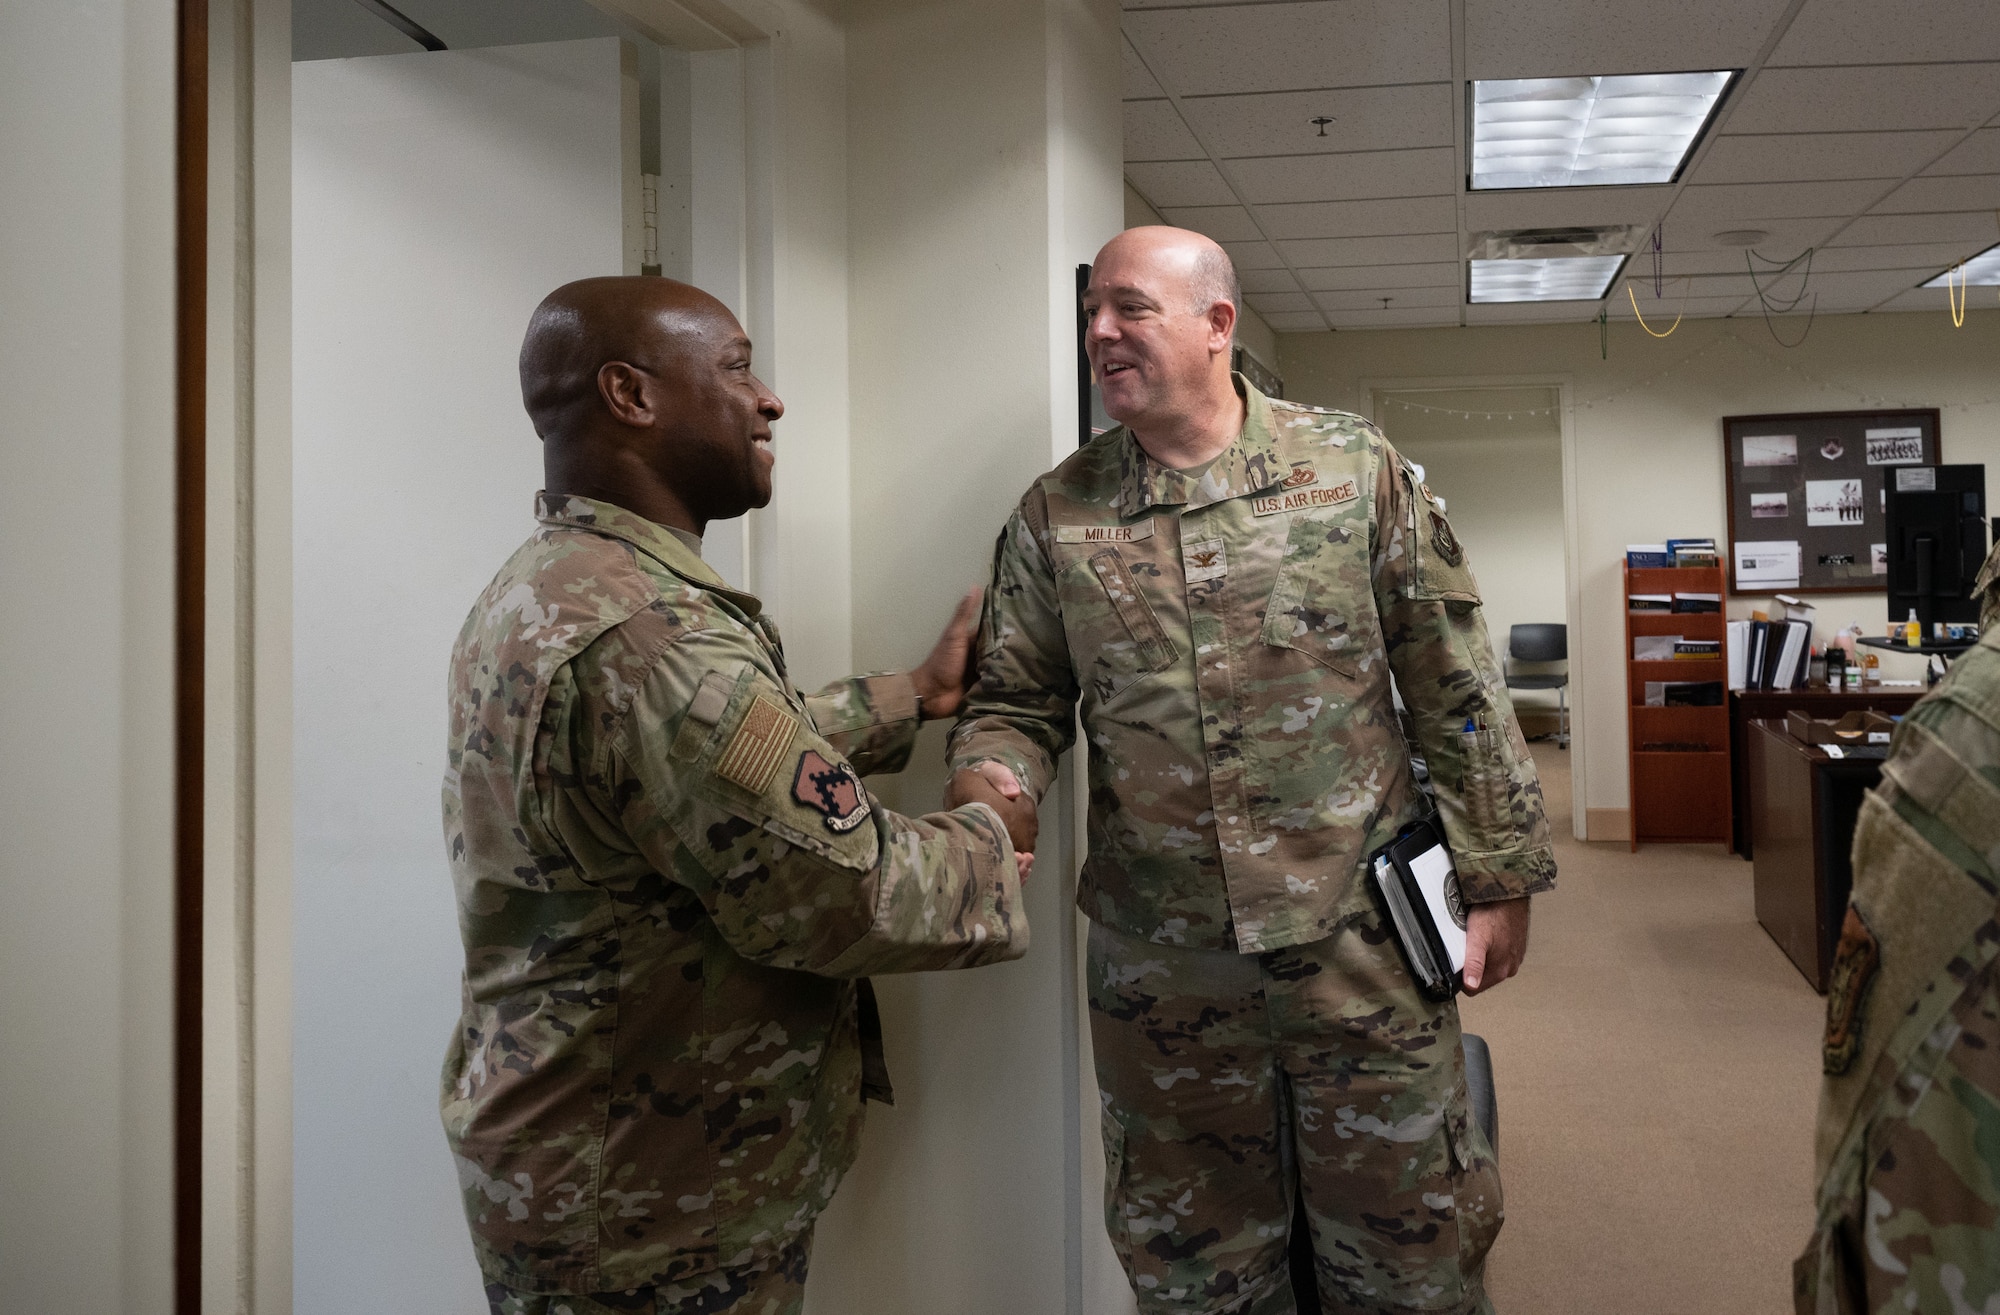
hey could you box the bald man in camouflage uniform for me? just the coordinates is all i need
[947,229,1553,1313]
[443,277,1028,1315]
[1796,569,2000,1314]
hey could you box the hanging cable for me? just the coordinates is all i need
[1747,249,1817,348]
[1947,262,1968,327]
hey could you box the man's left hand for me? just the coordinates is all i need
[1462,897,1531,995]
[911,587,982,721]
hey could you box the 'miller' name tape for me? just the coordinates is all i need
[1054,521,1155,543]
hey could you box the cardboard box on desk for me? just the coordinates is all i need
[1785,709,1895,746]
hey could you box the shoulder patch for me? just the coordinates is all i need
[791,750,871,832]
[715,693,797,793]
[1823,904,1881,1075]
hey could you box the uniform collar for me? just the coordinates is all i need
[1113,373,1291,518]
[535,491,764,617]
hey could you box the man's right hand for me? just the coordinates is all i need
[947,761,1040,874]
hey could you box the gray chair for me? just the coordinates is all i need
[1504,623,1569,749]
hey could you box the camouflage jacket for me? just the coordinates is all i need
[948,376,1554,954]
[1796,631,2000,1315]
[440,493,1027,1295]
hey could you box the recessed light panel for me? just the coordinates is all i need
[1922,242,2000,287]
[1469,255,1625,303]
[1471,71,1734,190]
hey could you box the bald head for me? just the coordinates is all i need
[520,276,741,443]
[1095,227,1240,320]
[524,275,783,533]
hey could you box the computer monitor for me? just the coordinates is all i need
[1885,463,1987,633]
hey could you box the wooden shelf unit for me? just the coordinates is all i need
[1624,562,1731,850]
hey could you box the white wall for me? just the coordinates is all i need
[291,39,637,1312]
[0,1,177,1308]
[1281,310,2000,833]
[813,1,1129,1313]
[1374,388,1567,725]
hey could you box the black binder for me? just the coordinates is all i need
[1369,817,1469,1002]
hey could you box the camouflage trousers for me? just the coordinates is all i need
[1089,912,1501,1315]
[485,1237,811,1315]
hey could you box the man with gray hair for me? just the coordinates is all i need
[947,227,1554,1313]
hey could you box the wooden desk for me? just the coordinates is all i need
[1729,687,1919,858]
[1747,720,1884,992]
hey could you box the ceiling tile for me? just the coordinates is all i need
[1667,215,1842,251]
[1124,0,1302,8]
[1463,0,1791,80]
[1228,148,1457,205]
[1246,291,1320,315]
[1832,211,2000,247]
[1697,131,1959,184]
[1126,160,1237,208]
[1260,196,1459,241]
[1808,242,1991,272]
[1326,307,1462,330]
[1123,42,1166,100]
[1727,65,2000,135]
[1313,285,1462,310]
[1612,295,1761,319]
[1672,179,1889,223]
[1462,186,1672,233]
[1126,0,1448,99]
[1869,288,1995,314]
[1925,127,2000,176]
[1260,310,1333,331]
[1222,239,1286,270]
[1873,174,2000,214]
[1463,302,1606,324]
[1162,204,1266,244]
[1125,99,1203,162]
[1769,0,2000,66]
[1180,84,1453,158]
[1299,261,1462,290]
[1239,268,1303,294]
[1798,268,1949,305]
[1280,233,1461,266]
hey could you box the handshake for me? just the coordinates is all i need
[910,586,1039,881]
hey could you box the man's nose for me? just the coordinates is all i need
[756,378,784,419]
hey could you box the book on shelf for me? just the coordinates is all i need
[1672,592,1721,613]
[1634,635,1681,661]
[1673,550,1720,567]
[1629,593,1674,612]
[1773,592,1817,623]
[1673,640,1721,659]
[1644,680,1725,707]
[1626,544,1671,569]
[1666,537,1717,551]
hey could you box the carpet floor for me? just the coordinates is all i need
[1464,744,1825,1315]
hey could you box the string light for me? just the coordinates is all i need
[1947,262,1968,328]
[1627,280,1685,338]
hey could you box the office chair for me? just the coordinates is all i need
[1504,623,1569,749]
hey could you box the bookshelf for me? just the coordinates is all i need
[1624,561,1731,851]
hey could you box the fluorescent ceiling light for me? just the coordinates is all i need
[1922,242,2000,287]
[1469,255,1625,303]
[1471,71,1734,190]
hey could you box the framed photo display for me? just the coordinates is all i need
[1722,408,1941,595]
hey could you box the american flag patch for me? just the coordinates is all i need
[715,693,797,793]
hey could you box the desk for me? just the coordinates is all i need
[1747,720,1883,992]
[1729,687,1919,857]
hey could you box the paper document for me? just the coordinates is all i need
[1406,843,1467,972]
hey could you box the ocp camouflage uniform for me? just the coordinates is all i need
[442,494,1027,1313]
[1795,630,2000,1315]
[1973,539,2000,633]
[948,376,1554,1313]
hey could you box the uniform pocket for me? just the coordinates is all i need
[1070,547,1179,702]
[1098,1099,1137,1279]
[1263,559,1361,678]
[1458,727,1508,832]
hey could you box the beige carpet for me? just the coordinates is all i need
[1464,745,1825,1315]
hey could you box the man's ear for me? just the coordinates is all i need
[1207,299,1238,356]
[597,361,656,429]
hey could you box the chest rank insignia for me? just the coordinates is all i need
[792,749,872,832]
[1281,464,1317,490]
[1184,537,1228,583]
[1822,905,1880,1075]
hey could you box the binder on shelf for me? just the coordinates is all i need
[1368,818,1465,1003]
[1629,593,1674,612]
[1726,620,1749,690]
[1748,621,1771,689]
[1672,592,1721,613]
[1778,619,1811,689]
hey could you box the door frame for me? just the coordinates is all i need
[1358,372,1586,842]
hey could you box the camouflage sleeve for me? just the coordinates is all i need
[946,502,1079,802]
[1371,439,1556,902]
[803,671,920,777]
[610,629,1029,975]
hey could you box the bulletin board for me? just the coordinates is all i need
[1722,409,1941,595]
